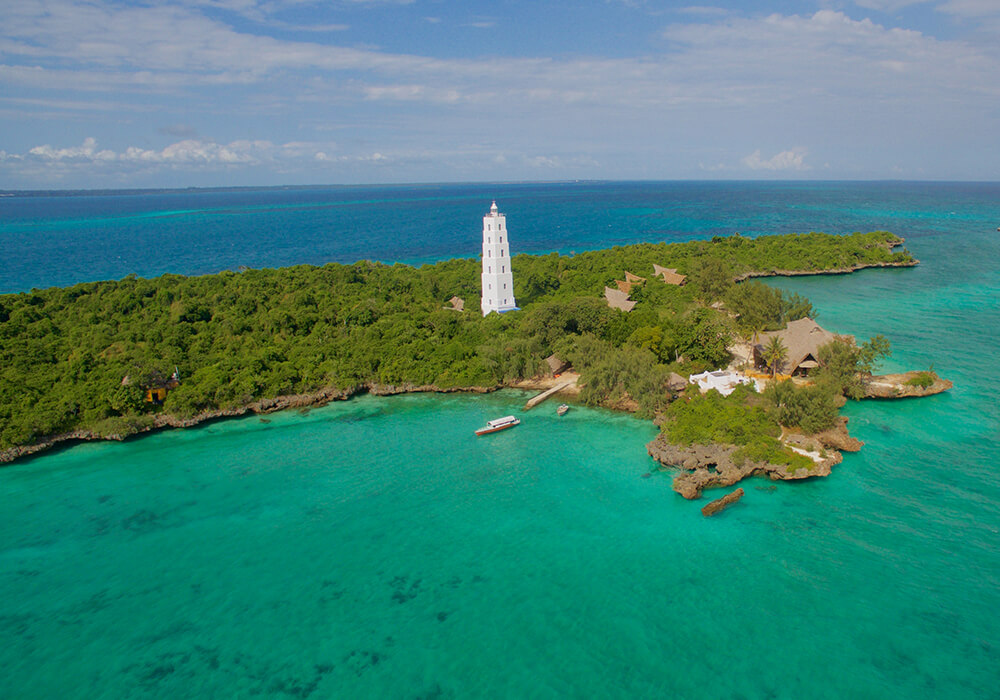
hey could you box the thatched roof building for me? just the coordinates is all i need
[546,354,570,375]
[444,296,465,311]
[604,286,637,312]
[754,318,849,376]
[667,372,688,392]
[653,265,687,286]
[614,271,647,295]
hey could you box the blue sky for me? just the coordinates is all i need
[1,0,998,188]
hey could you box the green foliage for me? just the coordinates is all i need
[816,335,892,399]
[663,386,779,447]
[108,383,145,416]
[762,336,788,377]
[906,372,934,388]
[559,335,671,418]
[0,231,909,450]
[674,308,733,367]
[662,385,816,470]
[859,334,892,374]
[689,258,733,302]
[763,380,839,434]
[725,281,814,334]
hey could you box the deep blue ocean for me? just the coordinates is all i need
[1,182,999,697]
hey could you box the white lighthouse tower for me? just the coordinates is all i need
[481,200,517,316]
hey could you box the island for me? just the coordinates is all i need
[0,230,947,506]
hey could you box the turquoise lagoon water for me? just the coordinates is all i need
[2,182,1000,697]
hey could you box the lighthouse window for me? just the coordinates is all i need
[488,266,492,273]
[501,266,505,273]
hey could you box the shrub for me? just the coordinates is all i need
[906,372,934,389]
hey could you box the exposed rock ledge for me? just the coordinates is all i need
[733,259,918,282]
[864,371,953,399]
[647,417,860,499]
[0,381,501,465]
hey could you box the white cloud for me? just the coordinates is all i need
[29,137,117,162]
[742,148,809,171]
[7,136,420,177]
[121,139,273,164]
[4,3,997,112]
[2,4,999,183]
[21,136,278,166]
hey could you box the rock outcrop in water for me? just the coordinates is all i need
[863,371,953,399]
[646,433,844,500]
[701,488,744,516]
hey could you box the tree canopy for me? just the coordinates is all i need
[0,231,913,450]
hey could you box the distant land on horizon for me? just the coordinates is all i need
[3,178,1000,198]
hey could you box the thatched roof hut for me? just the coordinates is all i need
[653,264,687,286]
[604,286,637,312]
[546,354,570,375]
[444,296,465,311]
[667,372,688,392]
[754,317,850,375]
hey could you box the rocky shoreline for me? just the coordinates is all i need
[733,235,916,281]
[864,371,953,399]
[0,381,503,465]
[646,417,860,499]
[734,258,918,282]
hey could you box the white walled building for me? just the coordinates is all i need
[481,201,518,316]
[688,370,756,397]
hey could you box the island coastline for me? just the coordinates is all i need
[0,230,948,506]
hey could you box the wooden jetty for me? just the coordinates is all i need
[524,380,575,410]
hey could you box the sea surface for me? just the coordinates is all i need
[1,182,999,698]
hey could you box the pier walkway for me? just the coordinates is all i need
[524,379,576,410]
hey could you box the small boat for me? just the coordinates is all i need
[475,415,520,436]
[556,403,570,416]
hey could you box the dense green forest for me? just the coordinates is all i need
[0,231,911,451]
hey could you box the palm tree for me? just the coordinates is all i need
[763,336,788,379]
[746,323,765,368]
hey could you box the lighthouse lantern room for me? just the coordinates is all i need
[480,201,518,316]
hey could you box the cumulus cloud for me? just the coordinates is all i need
[29,137,117,162]
[742,148,809,171]
[21,137,276,167]
[5,136,414,178]
[121,139,273,164]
